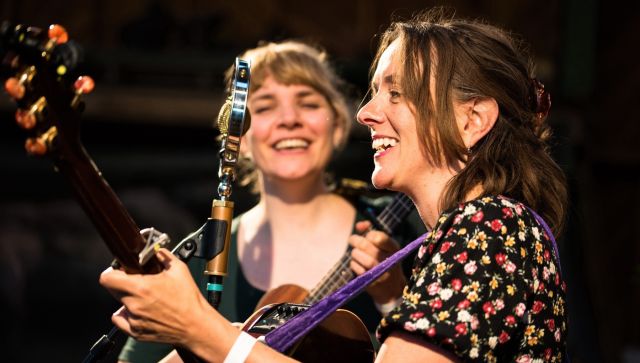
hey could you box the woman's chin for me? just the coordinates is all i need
[371,172,393,191]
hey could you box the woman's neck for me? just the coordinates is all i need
[252,173,335,229]
[408,170,484,230]
[405,167,456,230]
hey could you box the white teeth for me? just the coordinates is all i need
[274,138,309,150]
[372,137,398,152]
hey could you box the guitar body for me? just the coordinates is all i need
[255,283,309,309]
[243,303,375,363]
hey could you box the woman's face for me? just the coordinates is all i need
[357,40,428,193]
[244,75,340,184]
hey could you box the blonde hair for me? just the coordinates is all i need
[224,40,352,190]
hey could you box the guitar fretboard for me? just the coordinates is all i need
[304,193,414,304]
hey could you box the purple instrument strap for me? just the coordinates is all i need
[264,231,429,352]
[525,206,563,276]
[264,206,562,353]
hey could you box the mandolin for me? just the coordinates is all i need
[256,192,414,308]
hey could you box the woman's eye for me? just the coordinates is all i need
[252,105,273,114]
[389,90,401,99]
[301,103,320,109]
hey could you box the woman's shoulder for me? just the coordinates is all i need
[426,195,541,246]
[438,195,531,226]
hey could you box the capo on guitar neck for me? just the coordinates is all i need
[109,227,171,270]
[138,228,171,266]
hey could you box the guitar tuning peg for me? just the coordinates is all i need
[3,66,36,100]
[74,76,95,94]
[4,77,25,99]
[15,96,47,129]
[25,126,58,156]
[48,24,68,45]
[15,109,37,129]
[25,137,47,156]
[71,75,94,109]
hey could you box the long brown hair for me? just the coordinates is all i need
[370,8,567,234]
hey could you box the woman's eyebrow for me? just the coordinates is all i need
[383,74,396,86]
[251,93,275,102]
[371,74,396,90]
[295,90,317,98]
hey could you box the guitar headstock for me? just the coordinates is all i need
[0,21,164,274]
[1,21,94,158]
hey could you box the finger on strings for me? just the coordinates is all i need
[99,267,142,295]
[155,248,176,268]
[365,230,400,252]
[355,220,372,234]
[349,259,366,276]
[348,233,369,249]
[351,247,379,269]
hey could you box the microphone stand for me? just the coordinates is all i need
[82,58,250,363]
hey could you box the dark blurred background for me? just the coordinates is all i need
[0,0,637,362]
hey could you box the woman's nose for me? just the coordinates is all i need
[356,97,383,126]
[277,105,301,128]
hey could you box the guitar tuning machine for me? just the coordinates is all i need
[15,95,46,130]
[25,125,57,156]
[4,65,36,100]
[41,24,68,58]
[70,75,95,109]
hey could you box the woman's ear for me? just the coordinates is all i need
[456,97,499,148]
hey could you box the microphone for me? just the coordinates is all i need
[204,58,251,308]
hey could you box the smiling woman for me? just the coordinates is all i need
[116,40,412,363]
[232,41,352,192]
[243,78,340,185]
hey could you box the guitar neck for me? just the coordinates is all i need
[52,138,161,274]
[35,55,163,274]
[305,193,414,304]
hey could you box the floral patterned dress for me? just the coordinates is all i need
[377,196,567,362]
